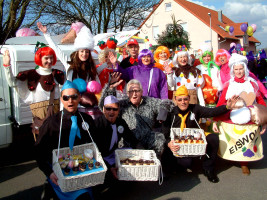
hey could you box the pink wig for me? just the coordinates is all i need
[215,49,231,66]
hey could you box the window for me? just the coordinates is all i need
[152,26,159,39]
[165,3,172,12]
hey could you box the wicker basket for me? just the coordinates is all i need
[170,128,207,156]
[115,149,161,181]
[52,143,107,192]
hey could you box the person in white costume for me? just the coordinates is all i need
[37,22,99,83]
[165,48,205,106]
[2,45,65,140]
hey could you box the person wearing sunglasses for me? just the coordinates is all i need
[94,95,137,192]
[162,85,238,183]
[35,80,97,200]
[99,73,168,158]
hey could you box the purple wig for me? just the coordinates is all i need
[138,49,154,66]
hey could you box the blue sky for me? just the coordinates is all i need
[189,0,267,49]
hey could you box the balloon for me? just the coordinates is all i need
[225,25,230,32]
[73,78,87,93]
[16,28,38,37]
[251,24,257,33]
[229,26,234,33]
[240,23,248,32]
[246,26,253,36]
[236,44,242,50]
[247,31,253,37]
[230,42,236,48]
[87,81,102,94]
[229,32,234,36]
[242,51,246,56]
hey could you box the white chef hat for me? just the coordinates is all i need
[74,26,94,51]
[229,53,249,78]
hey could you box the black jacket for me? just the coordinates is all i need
[120,56,138,69]
[94,115,137,159]
[162,104,228,143]
[35,109,96,177]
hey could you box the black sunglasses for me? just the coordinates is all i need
[62,94,79,101]
[104,107,119,111]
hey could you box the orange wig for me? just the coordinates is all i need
[154,46,170,63]
[34,47,57,67]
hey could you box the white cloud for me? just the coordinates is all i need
[187,0,217,10]
[223,1,267,48]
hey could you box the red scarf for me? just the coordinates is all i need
[234,76,246,83]
[129,57,138,64]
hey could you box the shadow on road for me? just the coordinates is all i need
[0,161,38,184]
[0,185,42,200]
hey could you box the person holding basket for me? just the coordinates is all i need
[162,85,238,183]
[35,80,97,200]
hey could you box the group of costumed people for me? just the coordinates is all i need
[2,21,267,199]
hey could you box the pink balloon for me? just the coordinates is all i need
[16,28,37,37]
[229,32,234,36]
[251,24,257,33]
[230,42,236,48]
[87,81,102,94]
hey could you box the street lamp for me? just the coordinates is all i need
[208,13,212,50]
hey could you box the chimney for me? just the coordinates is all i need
[218,10,223,22]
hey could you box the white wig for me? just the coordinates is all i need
[172,51,193,67]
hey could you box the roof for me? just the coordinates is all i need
[139,0,260,43]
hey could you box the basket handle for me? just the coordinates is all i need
[56,111,64,160]
[78,112,100,154]
[158,163,163,185]
[190,112,202,129]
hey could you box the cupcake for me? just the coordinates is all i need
[72,166,79,174]
[144,160,150,165]
[64,167,70,175]
[95,162,101,168]
[79,162,87,172]
[88,163,94,170]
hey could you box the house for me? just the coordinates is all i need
[138,0,260,55]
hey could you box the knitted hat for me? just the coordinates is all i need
[104,95,119,105]
[74,26,94,50]
[174,85,189,97]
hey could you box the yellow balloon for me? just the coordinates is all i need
[246,26,253,35]
[242,51,246,56]
[225,25,230,32]
[247,31,253,37]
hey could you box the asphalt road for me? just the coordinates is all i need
[1,130,267,200]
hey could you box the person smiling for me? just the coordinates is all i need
[38,22,99,82]
[110,49,168,99]
[99,74,167,157]
[2,46,64,140]
[94,95,137,190]
[162,85,238,183]
[166,49,205,106]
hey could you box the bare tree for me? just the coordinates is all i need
[0,0,45,44]
[33,0,158,34]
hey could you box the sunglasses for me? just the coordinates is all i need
[62,94,79,101]
[104,107,119,111]
[177,97,189,102]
